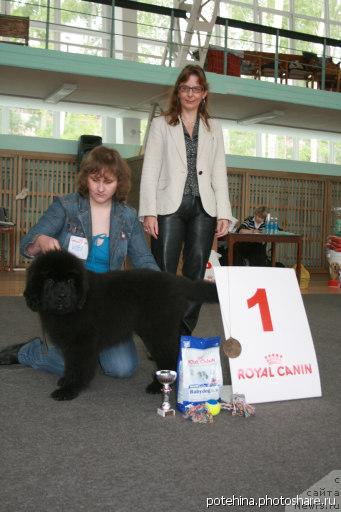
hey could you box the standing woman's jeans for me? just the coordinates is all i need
[151,195,216,334]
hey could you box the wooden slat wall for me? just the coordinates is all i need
[1,150,341,270]
[0,150,77,267]
[244,170,326,268]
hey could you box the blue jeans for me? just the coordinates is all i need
[18,337,139,378]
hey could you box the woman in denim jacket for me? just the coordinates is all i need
[0,146,159,381]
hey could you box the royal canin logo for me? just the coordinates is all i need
[237,353,313,379]
[265,353,283,365]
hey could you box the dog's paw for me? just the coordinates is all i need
[50,386,79,401]
[57,377,65,387]
[145,380,161,394]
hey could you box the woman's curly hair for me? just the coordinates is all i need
[77,146,131,202]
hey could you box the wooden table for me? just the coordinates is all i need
[225,232,303,282]
[0,226,15,271]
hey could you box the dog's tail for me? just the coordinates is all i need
[178,277,219,304]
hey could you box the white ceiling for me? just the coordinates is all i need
[1,65,341,135]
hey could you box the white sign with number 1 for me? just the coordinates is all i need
[214,267,322,404]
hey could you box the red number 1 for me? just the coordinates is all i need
[247,288,274,331]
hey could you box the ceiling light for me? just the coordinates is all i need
[237,110,285,125]
[45,83,78,104]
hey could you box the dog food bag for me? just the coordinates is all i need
[176,336,223,413]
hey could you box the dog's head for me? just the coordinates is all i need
[24,250,89,314]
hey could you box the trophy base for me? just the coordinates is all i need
[157,407,175,417]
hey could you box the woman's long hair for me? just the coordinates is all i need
[163,64,210,129]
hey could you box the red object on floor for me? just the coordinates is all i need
[328,279,340,287]
[328,236,341,250]
[206,49,241,76]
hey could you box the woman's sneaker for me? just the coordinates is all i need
[0,343,26,364]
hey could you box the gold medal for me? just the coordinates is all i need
[222,337,242,358]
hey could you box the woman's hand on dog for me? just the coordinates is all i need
[27,235,61,255]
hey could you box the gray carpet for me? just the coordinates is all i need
[0,296,340,512]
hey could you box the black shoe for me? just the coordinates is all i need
[0,343,26,365]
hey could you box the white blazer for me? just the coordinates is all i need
[139,115,233,220]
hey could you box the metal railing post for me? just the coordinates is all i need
[274,29,279,83]
[45,0,50,49]
[110,0,115,58]
[223,19,228,75]
[168,9,174,67]
[321,38,326,90]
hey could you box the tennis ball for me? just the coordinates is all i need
[205,400,221,416]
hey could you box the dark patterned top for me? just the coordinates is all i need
[182,117,200,197]
[237,216,266,232]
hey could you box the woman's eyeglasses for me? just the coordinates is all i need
[178,85,204,95]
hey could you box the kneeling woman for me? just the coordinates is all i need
[0,146,159,378]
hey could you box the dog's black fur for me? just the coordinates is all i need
[23,250,219,401]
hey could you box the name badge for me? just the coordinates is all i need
[68,235,89,260]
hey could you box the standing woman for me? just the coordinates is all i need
[139,64,233,334]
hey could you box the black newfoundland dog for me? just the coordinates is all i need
[23,250,219,401]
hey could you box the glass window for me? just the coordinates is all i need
[298,139,312,161]
[330,22,341,38]
[294,0,324,18]
[260,12,289,52]
[10,0,48,22]
[258,0,289,9]
[334,142,341,165]
[229,4,255,22]
[9,108,53,137]
[137,11,169,64]
[261,12,289,31]
[229,131,257,156]
[330,22,341,36]
[60,112,102,140]
[59,0,104,29]
[294,18,325,38]
[276,135,294,159]
[317,140,329,163]
[227,27,258,51]
[329,0,341,22]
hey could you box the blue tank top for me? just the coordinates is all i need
[85,234,110,273]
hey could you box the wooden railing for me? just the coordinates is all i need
[0,14,29,46]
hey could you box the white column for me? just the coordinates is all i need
[116,118,124,144]
[311,139,318,162]
[123,117,141,145]
[103,117,117,144]
[122,7,137,61]
[258,133,265,157]
[115,7,123,59]
[292,137,299,160]
[53,0,61,51]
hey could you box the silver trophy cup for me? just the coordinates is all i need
[156,370,177,417]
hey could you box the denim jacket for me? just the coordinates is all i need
[20,193,159,271]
